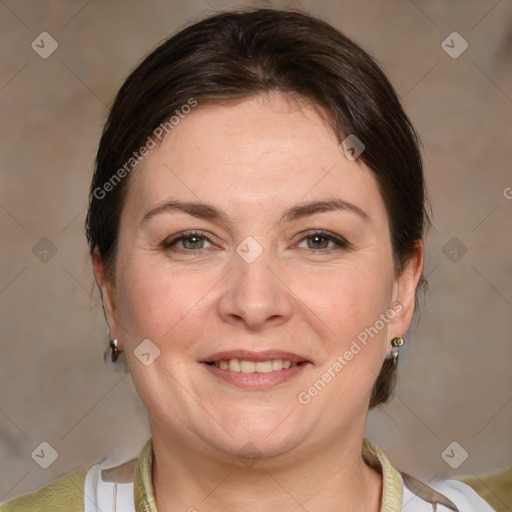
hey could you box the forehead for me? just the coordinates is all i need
[123,93,386,225]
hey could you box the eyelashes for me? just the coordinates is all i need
[162,229,351,254]
[163,230,213,251]
[295,230,350,252]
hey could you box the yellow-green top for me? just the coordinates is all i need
[0,437,402,511]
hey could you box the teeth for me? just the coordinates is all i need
[255,361,273,373]
[210,359,301,372]
[271,359,282,370]
[228,359,241,372]
[240,360,256,373]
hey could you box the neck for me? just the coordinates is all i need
[151,428,382,512]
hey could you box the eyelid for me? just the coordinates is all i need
[163,229,351,252]
[294,229,351,250]
[163,230,216,249]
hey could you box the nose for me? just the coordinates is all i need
[216,242,294,330]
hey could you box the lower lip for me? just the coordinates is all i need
[202,362,310,389]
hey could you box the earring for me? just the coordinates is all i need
[386,336,404,364]
[391,336,404,348]
[109,339,119,363]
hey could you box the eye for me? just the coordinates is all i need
[163,230,214,251]
[162,229,350,254]
[295,230,350,252]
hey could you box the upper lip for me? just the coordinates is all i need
[202,350,310,364]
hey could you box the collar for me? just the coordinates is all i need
[362,437,404,511]
[133,437,403,512]
[134,437,156,512]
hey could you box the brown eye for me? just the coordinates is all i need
[163,231,213,251]
[181,234,205,250]
[297,231,350,252]
[306,234,330,249]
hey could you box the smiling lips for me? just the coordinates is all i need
[201,350,312,391]
[207,358,300,372]
[204,350,308,370]
[202,350,310,387]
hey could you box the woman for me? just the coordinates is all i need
[0,8,495,512]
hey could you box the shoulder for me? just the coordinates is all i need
[0,456,138,512]
[429,478,497,511]
[460,466,512,511]
[402,472,496,511]
[0,466,89,512]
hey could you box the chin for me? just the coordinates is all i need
[199,413,311,465]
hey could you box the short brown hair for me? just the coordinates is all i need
[86,8,430,408]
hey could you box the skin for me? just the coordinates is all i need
[93,92,424,512]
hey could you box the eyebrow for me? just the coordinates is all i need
[141,198,370,227]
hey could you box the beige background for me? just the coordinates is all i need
[1,0,511,506]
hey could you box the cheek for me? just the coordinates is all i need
[114,259,216,414]
[300,262,394,343]
[292,267,394,417]
[115,257,217,349]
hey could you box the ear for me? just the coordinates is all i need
[388,240,425,340]
[92,246,122,350]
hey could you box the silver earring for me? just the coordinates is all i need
[104,339,126,372]
[109,339,119,362]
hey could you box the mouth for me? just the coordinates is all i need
[200,350,311,389]
[201,350,310,371]
[205,358,305,372]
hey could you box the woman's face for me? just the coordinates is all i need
[94,93,422,461]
